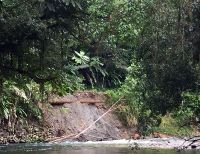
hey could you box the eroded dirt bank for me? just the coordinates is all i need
[0,91,131,144]
[44,91,131,142]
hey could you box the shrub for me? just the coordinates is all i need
[175,91,200,126]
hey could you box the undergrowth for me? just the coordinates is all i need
[154,114,196,137]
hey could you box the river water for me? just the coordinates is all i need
[0,143,199,154]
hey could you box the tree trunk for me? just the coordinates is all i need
[40,38,46,99]
[0,52,3,102]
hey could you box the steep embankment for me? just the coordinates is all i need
[0,91,132,144]
[43,92,130,142]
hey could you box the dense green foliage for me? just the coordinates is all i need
[0,0,200,134]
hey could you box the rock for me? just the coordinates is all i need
[0,137,7,144]
[132,131,141,140]
[153,132,171,138]
[34,127,39,132]
[19,139,26,143]
[7,135,19,143]
[76,134,88,142]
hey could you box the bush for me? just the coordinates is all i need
[108,60,162,135]
[0,80,42,121]
[155,114,194,136]
[175,91,200,126]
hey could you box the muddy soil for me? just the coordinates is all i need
[43,91,131,141]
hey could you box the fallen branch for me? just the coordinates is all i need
[50,97,123,142]
[177,136,200,151]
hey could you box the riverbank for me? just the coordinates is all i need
[47,137,199,150]
[66,138,187,149]
[0,138,199,150]
[0,92,130,144]
[1,91,199,149]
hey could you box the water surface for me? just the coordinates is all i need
[0,143,199,154]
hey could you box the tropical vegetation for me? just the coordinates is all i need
[0,0,199,135]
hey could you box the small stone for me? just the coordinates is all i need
[34,127,39,132]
